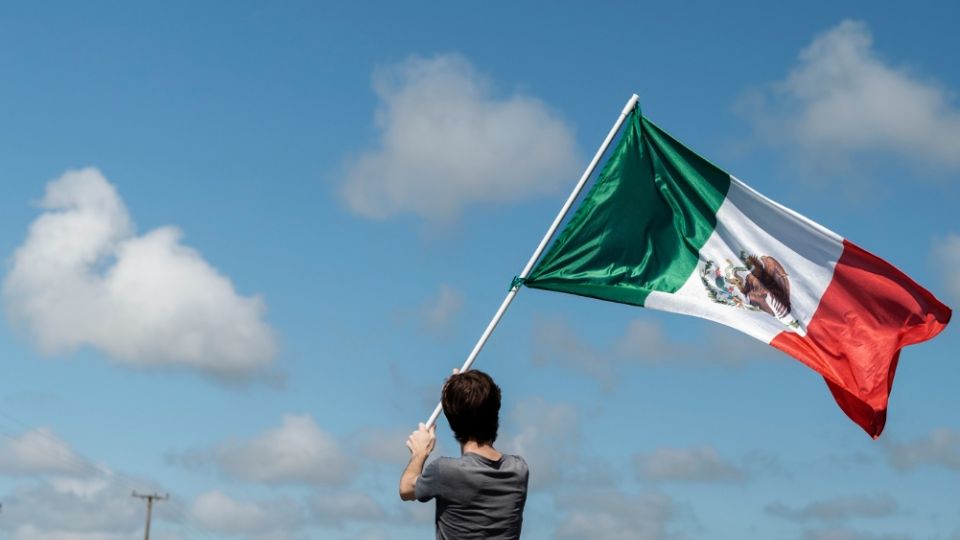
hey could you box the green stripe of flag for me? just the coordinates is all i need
[524,110,731,305]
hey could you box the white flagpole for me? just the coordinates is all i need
[425,93,640,428]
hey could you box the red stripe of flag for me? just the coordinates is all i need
[771,240,951,438]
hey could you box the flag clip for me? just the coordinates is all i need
[510,275,525,291]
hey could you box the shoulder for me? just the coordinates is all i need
[503,454,529,473]
[504,453,527,465]
[424,457,455,474]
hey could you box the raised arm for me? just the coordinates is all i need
[399,422,436,501]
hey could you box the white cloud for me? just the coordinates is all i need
[742,20,960,170]
[405,502,435,525]
[191,490,303,539]
[353,427,412,465]
[501,397,579,489]
[0,472,156,540]
[8,528,135,540]
[614,319,772,367]
[0,427,92,477]
[798,528,912,540]
[532,316,624,388]
[554,489,685,540]
[419,284,463,336]
[3,168,278,381]
[0,427,180,539]
[179,414,352,485]
[884,427,960,471]
[190,490,388,537]
[308,492,386,525]
[633,446,748,483]
[533,316,778,389]
[695,325,781,367]
[932,233,960,303]
[766,494,898,522]
[613,319,674,362]
[341,53,581,220]
[349,530,393,540]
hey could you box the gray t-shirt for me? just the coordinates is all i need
[415,453,528,540]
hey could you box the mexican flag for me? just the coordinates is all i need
[523,106,951,438]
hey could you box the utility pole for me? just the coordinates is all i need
[132,491,168,540]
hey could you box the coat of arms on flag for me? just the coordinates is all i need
[699,252,803,335]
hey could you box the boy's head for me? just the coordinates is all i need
[442,370,501,445]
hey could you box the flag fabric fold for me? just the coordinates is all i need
[523,106,951,438]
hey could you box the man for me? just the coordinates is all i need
[399,369,529,539]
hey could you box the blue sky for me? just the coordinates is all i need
[0,2,957,539]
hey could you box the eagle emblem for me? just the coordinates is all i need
[699,250,803,333]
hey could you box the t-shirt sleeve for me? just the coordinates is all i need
[414,459,441,502]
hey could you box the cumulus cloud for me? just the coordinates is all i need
[884,427,960,471]
[613,319,675,362]
[797,528,912,540]
[633,446,748,483]
[191,490,304,539]
[741,20,960,170]
[172,414,351,485]
[932,233,960,303]
[554,489,686,540]
[418,284,463,336]
[0,427,93,477]
[0,472,168,540]
[3,168,278,381]
[349,530,393,540]
[308,492,386,525]
[353,427,412,465]
[190,490,388,538]
[533,316,778,389]
[532,316,628,388]
[341,53,581,220]
[501,398,580,489]
[765,494,898,522]
[0,426,180,539]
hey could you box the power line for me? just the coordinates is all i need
[132,491,168,540]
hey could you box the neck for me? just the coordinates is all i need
[461,440,502,460]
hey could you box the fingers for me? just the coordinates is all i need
[452,368,460,375]
[429,424,436,436]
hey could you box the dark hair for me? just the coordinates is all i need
[442,370,501,445]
